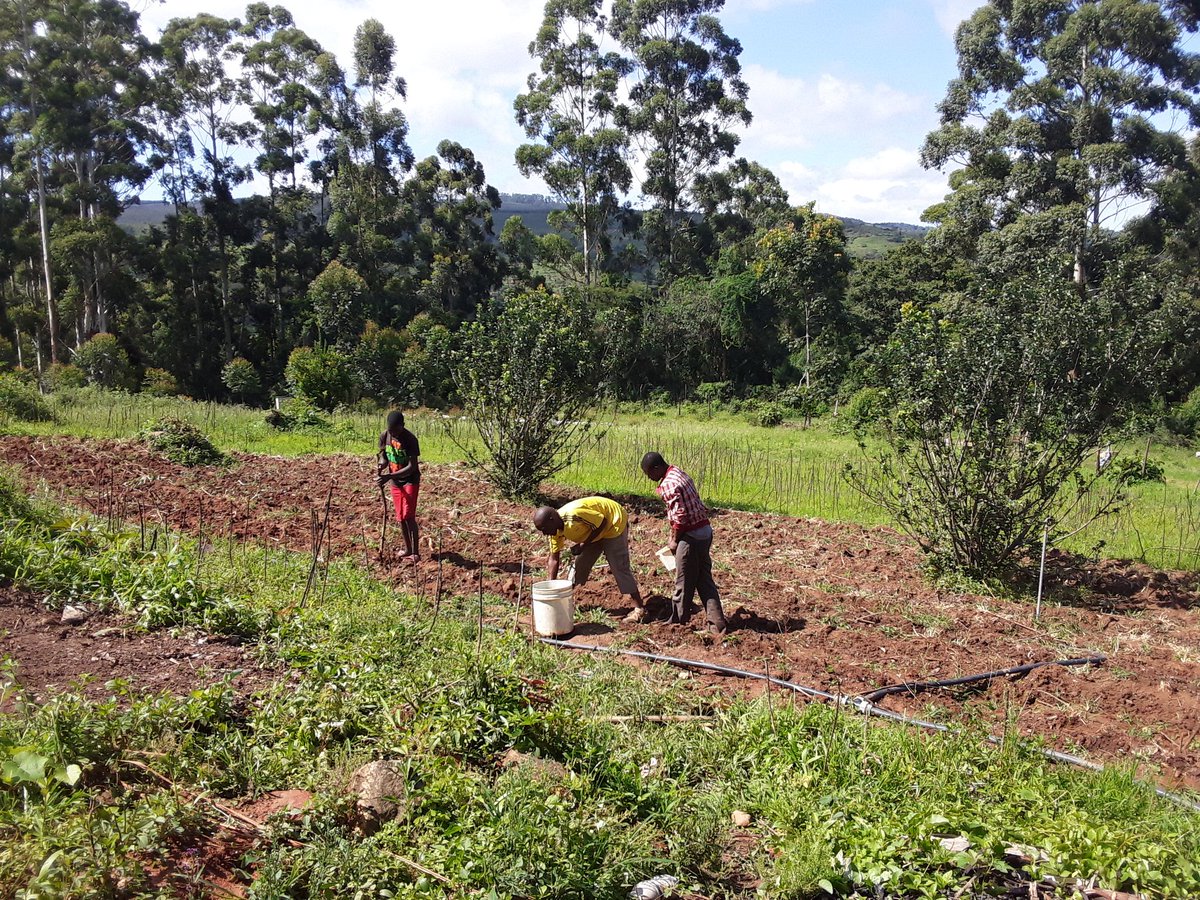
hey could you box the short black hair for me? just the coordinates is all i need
[641,451,666,472]
[386,410,405,431]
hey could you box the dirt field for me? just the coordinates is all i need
[2,435,1198,791]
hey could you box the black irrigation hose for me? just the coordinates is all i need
[540,638,1200,814]
[862,655,1108,703]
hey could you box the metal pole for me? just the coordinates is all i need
[1035,520,1049,621]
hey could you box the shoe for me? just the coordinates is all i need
[623,607,646,624]
[404,554,421,563]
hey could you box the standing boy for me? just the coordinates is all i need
[640,452,727,634]
[377,410,421,561]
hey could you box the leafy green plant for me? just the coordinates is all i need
[138,417,226,466]
[1104,456,1167,486]
[141,367,179,397]
[222,356,262,404]
[0,372,53,422]
[72,333,133,390]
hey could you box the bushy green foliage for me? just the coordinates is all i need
[1104,456,1167,487]
[1167,385,1200,438]
[848,268,1182,577]
[140,367,178,397]
[285,346,358,412]
[748,401,785,427]
[221,357,261,403]
[43,363,87,393]
[306,259,368,347]
[451,290,603,498]
[693,381,733,405]
[138,417,226,466]
[0,372,53,422]
[72,333,133,390]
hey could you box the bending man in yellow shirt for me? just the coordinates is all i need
[533,496,646,623]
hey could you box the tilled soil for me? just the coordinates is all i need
[0,584,276,706]
[2,434,1198,790]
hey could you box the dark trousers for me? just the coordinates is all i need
[672,530,727,629]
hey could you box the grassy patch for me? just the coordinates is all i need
[0,481,1198,897]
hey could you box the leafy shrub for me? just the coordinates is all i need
[221,356,261,404]
[1166,385,1200,438]
[836,385,888,434]
[141,367,178,397]
[139,418,226,466]
[284,346,358,412]
[748,401,785,427]
[44,363,86,393]
[693,381,733,405]
[0,372,53,422]
[1103,456,1166,486]
[264,402,328,432]
[451,291,602,498]
[72,333,133,390]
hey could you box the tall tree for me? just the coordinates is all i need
[611,0,751,280]
[0,0,60,361]
[515,0,631,285]
[921,0,1200,286]
[159,13,251,361]
[402,141,503,318]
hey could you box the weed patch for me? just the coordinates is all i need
[138,417,226,466]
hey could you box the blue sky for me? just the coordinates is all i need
[137,0,984,224]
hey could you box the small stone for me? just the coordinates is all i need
[61,605,89,625]
[731,810,752,827]
[937,835,971,853]
[348,760,408,835]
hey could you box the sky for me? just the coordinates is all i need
[134,0,986,225]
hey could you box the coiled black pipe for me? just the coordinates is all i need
[862,655,1108,703]
[540,637,1200,814]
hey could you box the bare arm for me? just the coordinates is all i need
[547,550,561,580]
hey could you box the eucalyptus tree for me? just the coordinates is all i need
[921,0,1200,287]
[515,0,631,285]
[610,0,751,280]
[402,141,503,318]
[1,0,61,360]
[159,12,252,360]
[319,18,414,309]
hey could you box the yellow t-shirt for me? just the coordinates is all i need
[549,496,627,554]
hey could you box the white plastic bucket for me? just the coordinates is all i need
[531,579,575,637]
[656,546,677,572]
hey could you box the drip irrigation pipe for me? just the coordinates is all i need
[862,656,1108,703]
[540,638,1200,814]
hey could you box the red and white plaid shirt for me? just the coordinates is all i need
[655,465,710,536]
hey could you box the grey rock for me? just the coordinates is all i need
[61,605,89,625]
[348,760,408,835]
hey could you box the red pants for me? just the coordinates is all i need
[390,482,419,522]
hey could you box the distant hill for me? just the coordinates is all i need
[119,195,927,258]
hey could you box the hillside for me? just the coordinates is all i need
[119,195,927,257]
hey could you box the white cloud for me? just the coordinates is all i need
[741,64,923,150]
[928,0,984,38]
[777,148,951,223]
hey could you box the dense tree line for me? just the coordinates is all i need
[1,0,1198,437]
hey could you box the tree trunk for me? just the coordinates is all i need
[34,150,59,364]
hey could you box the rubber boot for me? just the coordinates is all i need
[705,597,728,635]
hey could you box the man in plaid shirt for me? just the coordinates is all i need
[640,452,728,634]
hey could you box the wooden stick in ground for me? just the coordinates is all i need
[378,486,390,560]
[300,483,334,609]
[476,563,485,659]
[513,557,524,632]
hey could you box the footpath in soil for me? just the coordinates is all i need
[2,435,1198,790]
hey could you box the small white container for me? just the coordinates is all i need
[656,546,676,572]
[531,579,575,636]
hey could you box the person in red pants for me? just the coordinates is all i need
[377,410,421,561]
[640,451,727,635]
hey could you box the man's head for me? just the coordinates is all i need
[640,451,668,481]
[386,410,405,437]
[533,506,564,536]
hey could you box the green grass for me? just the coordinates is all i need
[1,477,1198,898]
[7,388,1200,570]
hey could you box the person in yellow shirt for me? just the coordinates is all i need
[533,496,646,623]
